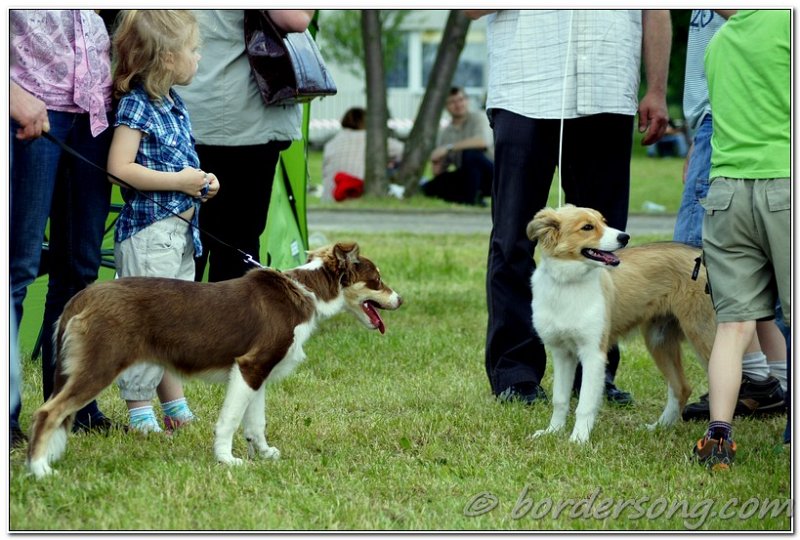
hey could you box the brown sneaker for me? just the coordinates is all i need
[692,436,737,471]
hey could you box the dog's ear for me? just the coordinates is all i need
[333,243,360,287]
[527,208,560,249]
[333,242,360,269]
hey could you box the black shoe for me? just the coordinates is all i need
[682,375,785,422]
[72,415,118,434]
[10,426,27,449]
[604,382,634,406]
[570,382,634,406]
[497,382,548,405]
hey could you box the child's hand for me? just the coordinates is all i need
[202,173,220,202]
[176,167,210,198]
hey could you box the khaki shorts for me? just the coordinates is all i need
[701,177,791,325]
[114,216,195,401]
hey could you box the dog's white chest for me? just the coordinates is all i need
[531,263,607,348]
[267,320,316,382]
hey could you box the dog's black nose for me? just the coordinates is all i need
[618,233,630,246]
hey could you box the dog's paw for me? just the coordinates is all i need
[28,459,56,479]
[246,438,281,460]
[217,454,245,466]
[261,446,280,460]
[531,426,560,439]
[645,421,659,431]
[569,430,590,444]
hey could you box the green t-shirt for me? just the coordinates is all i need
[705,9,790,179]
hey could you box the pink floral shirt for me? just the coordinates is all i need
[10,10,113,136]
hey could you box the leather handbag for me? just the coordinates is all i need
[244,10,337,106]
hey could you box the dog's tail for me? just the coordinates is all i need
[27,314,78,478]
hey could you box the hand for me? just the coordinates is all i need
[202,172,220,202]
[430,145,449,163]
[175,167,210,198]
[10,82,49,140]
[637,90,669,146]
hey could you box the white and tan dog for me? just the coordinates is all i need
[27,243,402,478]
[527,205,715,443]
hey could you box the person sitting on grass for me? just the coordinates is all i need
[321,107,404,202]
[420,87,493,207]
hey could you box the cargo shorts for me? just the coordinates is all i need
[701,177,791,326]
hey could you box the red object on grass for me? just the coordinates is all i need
[333,172,364,202]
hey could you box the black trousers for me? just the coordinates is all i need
[422,149,493,205]
[194,141,290,282]
[485,109,633,395]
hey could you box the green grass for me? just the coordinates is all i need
[10,232,790,531]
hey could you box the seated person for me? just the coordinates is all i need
[421,87,493,206]
[321,107,404,202]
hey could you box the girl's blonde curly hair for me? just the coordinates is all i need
[112,10,199,101]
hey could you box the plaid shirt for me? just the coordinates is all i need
[114,85,203,256]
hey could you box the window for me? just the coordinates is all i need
[421,30,485,89]
[386,33,409,88]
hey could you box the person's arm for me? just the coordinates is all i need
[464,10,496,20]
[431,136,489,163]
[715,10,737,19]
[107,125,213,198]
[638,9,671,146]
[10,81,50,140]
[268,10,315,33]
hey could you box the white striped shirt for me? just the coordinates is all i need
[682,10,726,131]
[485,10,642,119]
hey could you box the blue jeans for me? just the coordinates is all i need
[10,111,112,427]
[673,114,712,248]
[10,283,21,433]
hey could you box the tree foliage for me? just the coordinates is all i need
[320,9,410,78]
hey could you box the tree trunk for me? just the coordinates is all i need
[394,10,471,194]
[361,10,390,197]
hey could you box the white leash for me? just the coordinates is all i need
[557,9,575,209]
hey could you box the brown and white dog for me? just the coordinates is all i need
[526,205,715,443]
[27,243,402,478]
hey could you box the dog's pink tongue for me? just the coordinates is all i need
[363,301,386,334]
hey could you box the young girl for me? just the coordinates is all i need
[108,10,220,433]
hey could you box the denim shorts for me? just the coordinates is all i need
[702,178,791,325]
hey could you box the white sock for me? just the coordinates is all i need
[128,405,163,433]
[768,363,788,392]
[741,351,770,381]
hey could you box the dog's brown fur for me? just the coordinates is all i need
[27,243,402,477]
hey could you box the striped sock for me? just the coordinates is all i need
[706,421,733,443]
[128,405,162,433]
[161,397,195,422]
